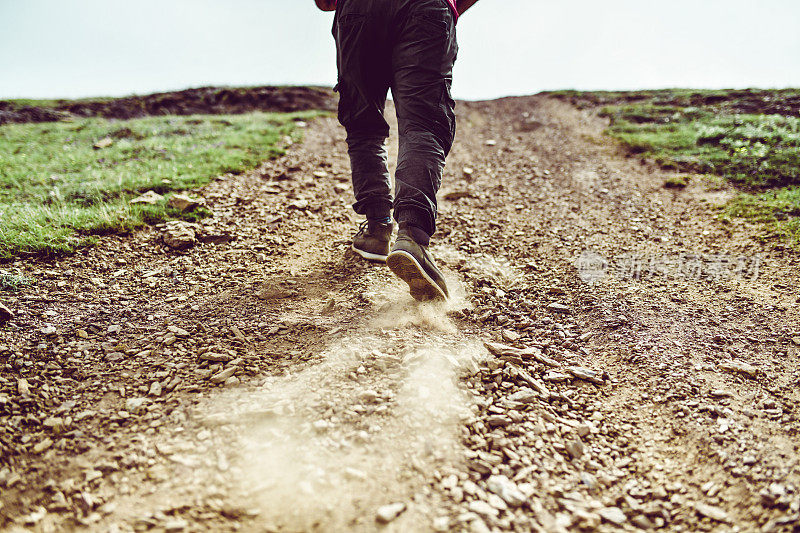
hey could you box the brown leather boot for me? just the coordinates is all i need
[351,220,393,262]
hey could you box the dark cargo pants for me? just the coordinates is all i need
[333,0,457,242]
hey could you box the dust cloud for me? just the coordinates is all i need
[170,273,487,531]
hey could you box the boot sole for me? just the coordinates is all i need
[351,244,388,263]
[386,250,447,302]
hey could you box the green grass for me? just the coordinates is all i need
[4,98,65,108]
[547,88,800,116]
[723,187,800,243]
[553,89,800,245]
[601,106,800,188]
[0,111,317,258]
[0,269,35,292]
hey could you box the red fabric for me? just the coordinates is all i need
[333,1,459,21]
[445,0,459,19]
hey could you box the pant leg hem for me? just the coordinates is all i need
[396,209,433,245]
[354,199,392,220]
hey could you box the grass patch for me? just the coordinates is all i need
[0,111,318,258]
[0,270,35,292]
[664,176,689,189]
[601,106,800,188]
[547,88,800,117]
[551,89,800,245]
[723,187,800,243]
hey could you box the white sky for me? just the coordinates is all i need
[1,0,798,101]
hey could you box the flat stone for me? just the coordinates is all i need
[199,352,232,362]
[519,346,559,366]
[288,199,309,210]
[695,502,729,522]
[106,352,125,362]
[376,502,406,523]
[167,325,190,337]
[162,221,197,250]
[125,398,147,414]
[487,415,512,427]
[546,303,571,314]
[598,507,627,525]
[710,389,734,398]
[487,493,507,511]
[32,438,53,454]
[167,194,201,213]
[718,360,758,377]
[487,475,526,507]
[468,500,499,518]
[42,417,65,433]
[149,381,162,396]
[565,438,585,459]
[484,341,559,367]
[567,366,604,385]
[543,371,571,382]
[631,515,655,529]
[130,190,163,205]
[359,390,379,403]
[210,367,237,384]
[195,369,214,379]
[514,366,550,396]
[93,137,113,149]
[507,388,538,403]
[17,378,31,396]
[467,459,492,475]
[40,326,57,336]
[484,341,517,356]
[501,329,520,342]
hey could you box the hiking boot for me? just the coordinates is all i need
[351,220,392,262]
[386,226,449,301]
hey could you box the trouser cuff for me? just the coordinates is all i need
[363,202,391,220]
[397,221,431,247]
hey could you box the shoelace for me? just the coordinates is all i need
[355,220,369,237]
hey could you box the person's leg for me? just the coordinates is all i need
[385,0,457,300]
[334,0,393,223]
[390,0,458,244]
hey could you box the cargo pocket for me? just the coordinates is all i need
[336,80,356,127]
[334,12,365,128]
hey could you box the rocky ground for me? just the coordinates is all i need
[1,95,799,532]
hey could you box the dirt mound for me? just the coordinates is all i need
[0,86,337,125]
[548,88,800,117]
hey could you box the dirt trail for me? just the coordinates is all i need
[1,96,799,532]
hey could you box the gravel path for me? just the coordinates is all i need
[1,96,798,532]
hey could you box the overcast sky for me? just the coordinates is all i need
[1,0,799,101]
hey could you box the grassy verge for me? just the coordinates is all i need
[550,89,800,245]
[0,111,318,259]
[600,105,800,188]
[720,187,800,243]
